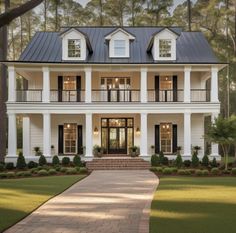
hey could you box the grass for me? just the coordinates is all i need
[0,175,86,232]
[150,177,236,233]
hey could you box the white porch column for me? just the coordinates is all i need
[184,66,191,103]
[183,112,191,157]
[85,113,93,157]
[42,67,50,103]
[140,113,148,156]
[43,113,51,156]
[211,112,219,157]
[140,67,147,103]
[23,117,31,157]
[8,66,16,102]
[7,113,17,157]
[85,67,92,103]
[211,67,219,102]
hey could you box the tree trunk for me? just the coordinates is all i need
[44,0,47,31]
[187,0,191,31]
[20,16,23,53]
[0,0,10,163]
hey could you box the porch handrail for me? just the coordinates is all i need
[50,89,85,102]
[16,89,42,102]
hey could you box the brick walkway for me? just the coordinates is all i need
[5,170,159,233]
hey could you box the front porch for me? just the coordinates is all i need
[6,113,220,162]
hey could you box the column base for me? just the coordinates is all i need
[182,154,192,161]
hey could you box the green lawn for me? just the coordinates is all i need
[150,177,236,233]
[0,175,85,232]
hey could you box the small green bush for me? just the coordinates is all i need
[16,171,24,177]
[16,152,26,169]
[0,173,7,178]
[42,165,50,171]
[231,168,236,175]
[37,169,49,176]
[187,169,196,174]
[195,170,204,176]
[156,167,163,173]
[171,167,178,173]
[162,157,169,166]
[75,167,80,172]
[79,167,88,174]
[23,171,32,177]
[60,167,68,173]
[0,163,5,172]
[150,167,157,172]
[202,169,209,176]
[48,168,57,175]
[66,168,77,175]
[55,166,61,172]
[184,160,191,167]
[202,155,209,167]
[159,151,165,164]
[211,167,220,175]
[38,155,47,166]
[151,154,160,166]
[211,158,218,168]
[6,172,15,178]
[178,169,190,175]
[163,167,173,175]
[73,155,82,167]
[52,155,60,166]
[28,161,38,169]
[222,170,231,175]
[62,157,70,166]
[191,152,199,168]
[174,153,183,168]
[5,162,14,170]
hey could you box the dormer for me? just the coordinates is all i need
[60,28,92,61]
[105,28,135,58]
[147,28,179,61]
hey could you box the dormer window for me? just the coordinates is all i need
[68,39,81,58]
[159,39,172,58]
[114,40,126,57]
[105,28,135,58]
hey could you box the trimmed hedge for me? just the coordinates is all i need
[73,155,82,167]
[191,152,199,168]
[231,168,236,175]
[195,170,204,176]
[162,167,173,175]
[62,157,70,166]
[38,155,47,166]
[202,155,209,167]
[6,172,15,178]
[52,155,60,166]
[66,168,77,175]
[151,154,159,166]
[0,163,4,172]
[48,168,57,175]
[28,161,38,169]
[79,167,88,174]
[16,152,26,169]
[37,169,49,176]
[174,153,183,168]
[5,162,14,170]
[211,167,220,175]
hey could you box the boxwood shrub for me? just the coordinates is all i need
[150,167,157,172]
[48,168,57,175]
[156,167,163,173]
[73,155,82,167]
[211,167,220,175]
[62,157,70,166]
[79,167,88,174]
[60,167,68,173]
[202,169,209,176]
[37,169,49,176]
[202,154,209,167]
[163,167,173,175]
[174,153,183,168]
[38,155,47,166]
[195,170,204,176]
[151,154,160,166]
[0,163,5,172]
[66,168,77,175]
[0,173,7,178]
[5,162,14,170]
[23,171,32,177]
[16,152,27,169]
[28,161,38,169]
[184,160,191,168]
[231,168,236,175]
[16,171,24,177]
[6,172,15,178]
[52,155,60,166]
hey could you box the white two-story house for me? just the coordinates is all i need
[4,27,226,162]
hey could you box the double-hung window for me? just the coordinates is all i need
[68,39,81,58]
[114,40,126,57]
[159,39,172,58]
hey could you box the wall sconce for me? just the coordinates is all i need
[136,127,140,135]
[94,126,98,135]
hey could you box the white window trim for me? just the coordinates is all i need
[114,40,126,57]
[63,123,77,155]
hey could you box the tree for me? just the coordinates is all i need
[0,0,43,163]
[205,115,236,170]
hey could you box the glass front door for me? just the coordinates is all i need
[101,118,133,154]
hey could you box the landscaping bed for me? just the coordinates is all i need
[0,154,89,179]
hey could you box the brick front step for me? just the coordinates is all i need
[86,157,151,170]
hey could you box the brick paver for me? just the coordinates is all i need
[5,170,159,233]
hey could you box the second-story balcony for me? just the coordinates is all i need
[15,88,210,103]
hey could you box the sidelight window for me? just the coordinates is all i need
[160,123,172,153]
[64,123,77,154]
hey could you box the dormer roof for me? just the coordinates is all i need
[60,28,93,54]
[104,27,135,40]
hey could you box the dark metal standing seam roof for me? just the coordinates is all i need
[19,27,219,64]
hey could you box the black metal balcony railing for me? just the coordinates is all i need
[15,89,211,103]
[92,89,140,102]
[50,90,85,102]
[148,89,184,102]
[16,90,42,102]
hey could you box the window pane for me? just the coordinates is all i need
[68,39,81,58]
[114,40,126,56]
[64,123,77,154]
[159,39,172,58]
[160,123,172,153]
